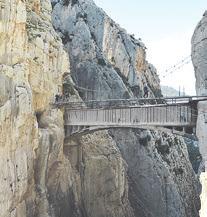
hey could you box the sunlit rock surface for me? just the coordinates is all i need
[0,0,69,216]
[200,173,207,217]
[192,10,207,217]
[52,0,161,100]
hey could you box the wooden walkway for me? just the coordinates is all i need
[64,103,196,127]
[52,96,207,136]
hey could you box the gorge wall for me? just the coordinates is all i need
[192,10,207,217]
[0,0,201,216]
[0,0,70,216]
[52,0,161,100]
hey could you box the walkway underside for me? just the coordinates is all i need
[64,125,196,140]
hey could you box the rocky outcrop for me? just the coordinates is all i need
[192,10,207,217]
[63,129,201,217]
[110,129,200,217]
[65,131,135,217]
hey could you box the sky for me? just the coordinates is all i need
[93,0,206,95]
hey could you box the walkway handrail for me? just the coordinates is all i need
[52,95,207,109]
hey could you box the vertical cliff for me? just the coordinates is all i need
[52,0,161,100]
[192,10,207,217]
[0,0,70,216]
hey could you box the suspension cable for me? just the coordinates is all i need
[161,55,191,78]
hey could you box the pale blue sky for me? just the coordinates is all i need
[94,0,206,95]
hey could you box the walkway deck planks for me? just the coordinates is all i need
[65,103,196,127]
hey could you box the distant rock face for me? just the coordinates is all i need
[192,10,207,217]
[52,0,161,100]
[161,85,186,97]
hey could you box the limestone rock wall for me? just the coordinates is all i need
[192,10,207,217]
[110,129,200,217]
[0,0,70,216]
[200,173,207,217]
[192,11,207,161]
[64,131,135,217]
[192,11,207,96]
[52,0,161,100]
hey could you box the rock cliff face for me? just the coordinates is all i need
[0,0,70,216]
[52,0,161,100]
[192,10,207,217]
[0,0,200,216]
